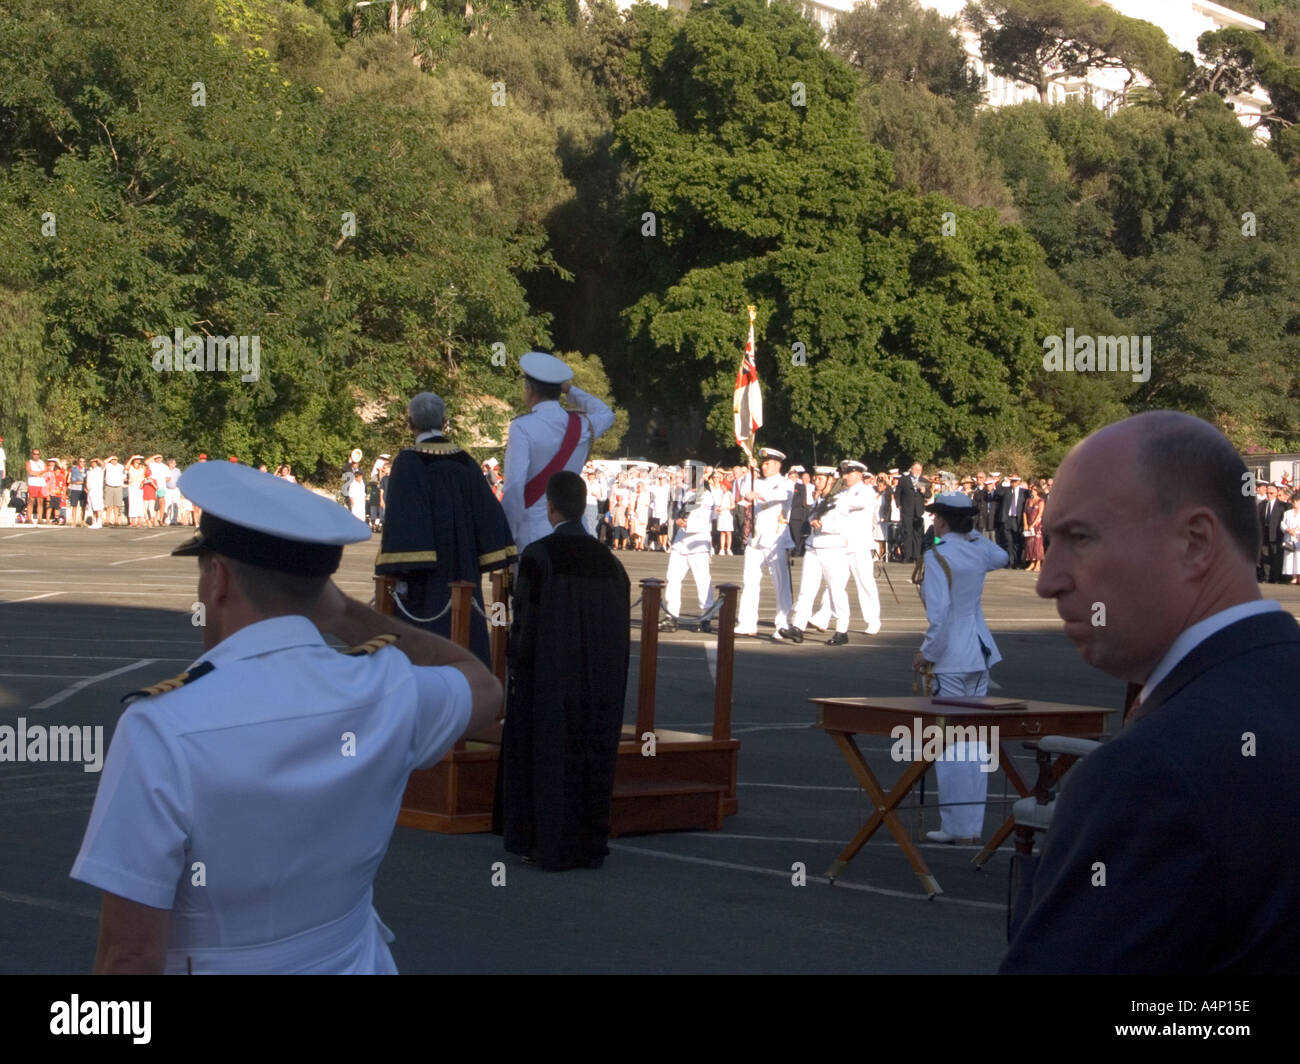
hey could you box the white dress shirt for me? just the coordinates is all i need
[72,615,471,973]
[747,475,794,552]
[1138,599,1282,705]
[501,387,614,552]
[920,531,1009,673]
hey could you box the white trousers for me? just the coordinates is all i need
[931,670,991,838]
[812,548,880,630]
[737,543,792,631]
[665,551,714,617]
[792,545,849,633]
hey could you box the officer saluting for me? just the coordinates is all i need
[913,491,1008,844]
[501,351,615,553]
[71,462,501,973]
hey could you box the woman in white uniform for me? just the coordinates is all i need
[1283,494,1300,583]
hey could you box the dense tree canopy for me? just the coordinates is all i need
[1,0,1297,478]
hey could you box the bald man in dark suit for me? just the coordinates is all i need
[1002,412,1300,974]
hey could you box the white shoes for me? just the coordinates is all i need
[865,622,882,635]
[925,830,980,845]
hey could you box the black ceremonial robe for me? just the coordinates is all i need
[374,439,516,664]
[491,520,630,870]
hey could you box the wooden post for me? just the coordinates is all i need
[449,580,475,750]
[374,575,397,617]
[712,583,740,741]
[489,569,511,690]
[448,580,474,650]
[636,578,663,741]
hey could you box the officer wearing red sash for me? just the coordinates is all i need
[501,351,615,553]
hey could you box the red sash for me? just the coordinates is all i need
[524,412,582,508]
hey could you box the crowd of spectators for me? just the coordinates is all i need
[5,436,1295,587]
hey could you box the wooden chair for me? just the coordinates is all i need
[1006,736,1102,939]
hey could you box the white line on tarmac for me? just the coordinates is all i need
[30,659,158,711]
[0,592,64,604]
[137,531,174,540]
[0,532,38,539]
[0,653,194,662]
[0,672,106,679]
[607,843,1004,910]
[108,553,175,566]
[0,890,97,920]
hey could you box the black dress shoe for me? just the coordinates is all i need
[698,619,711,634]
[778,626,804,644]
[825,632,848,646]
[658,617,678,633]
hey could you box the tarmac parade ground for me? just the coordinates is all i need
[3,524,1298,974]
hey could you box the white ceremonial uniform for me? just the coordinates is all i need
[501,386,614,553]
[920,531,1009,838]
[71,616,471,974]
[665,488,717,618]
[791,492,852,636]
[812,481,881,633]
[737,475,794,632]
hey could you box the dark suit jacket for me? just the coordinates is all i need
[972,487,995,532]
[1001,608,1300,974]
[1259,499,1285,545]
[994,485,1027,529]
[893,475,930,522]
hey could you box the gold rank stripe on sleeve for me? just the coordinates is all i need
[374,549,437,566]
[478,546,517,567]
[120,660,216,704]
[344,633,400,656]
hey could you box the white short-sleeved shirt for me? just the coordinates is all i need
[71,615,471,974]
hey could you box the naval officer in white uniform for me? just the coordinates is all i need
[501,351,615,553]
[660,477,720,632]
[782,466,853,645]
[913,491,1009,844]
[736,447,795,638]
[71,461,501,974]
[811,460,882,635]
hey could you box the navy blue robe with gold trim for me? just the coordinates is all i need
[374,439,515,663]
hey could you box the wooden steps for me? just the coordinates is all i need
[385,576,744,838]
[396,729,741,835]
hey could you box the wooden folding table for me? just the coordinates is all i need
[812,696,1114,897]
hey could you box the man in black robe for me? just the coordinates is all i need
[492,470,630,870]
[374,392,516,664]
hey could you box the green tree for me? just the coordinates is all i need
[965,0,1184,105]
[614,0,1046,465]
[829,0,980,111]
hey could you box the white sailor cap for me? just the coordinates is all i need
[520,350,573,385]
[813,465,837,476]
[989,471,1002,478]
[788,465,806,474]
[839,460,868,474]
[926,491,976,513]
[758,448,786,462]
[172,462,370,576]
[888,468,900,476]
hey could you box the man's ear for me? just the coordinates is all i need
[206,554,234,605]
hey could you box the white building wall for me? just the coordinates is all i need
[613,0,1271,132]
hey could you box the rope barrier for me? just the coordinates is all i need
[391,591,452,625]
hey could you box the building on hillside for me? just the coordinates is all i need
[612,0,1271,134]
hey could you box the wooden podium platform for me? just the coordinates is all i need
[382,574,741,836]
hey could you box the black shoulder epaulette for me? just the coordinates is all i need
[121,660,216,704]
[344,633,399,656]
